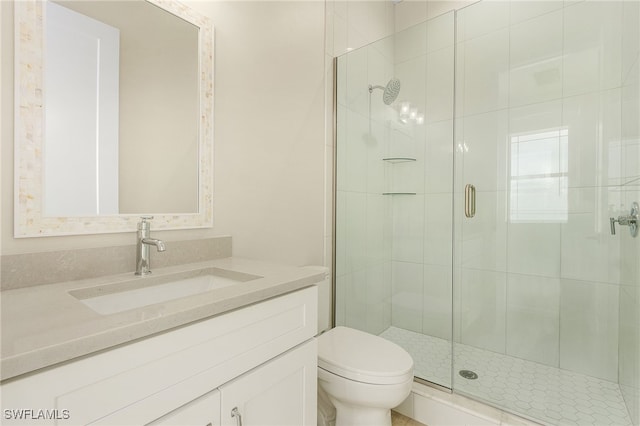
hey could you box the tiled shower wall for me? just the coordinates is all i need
[388,12,454,342]
[334,37,395,335]
[332,6,457,339]
[328,1,396,335]
[326,2,469,337]
[453,0,635,386]
[619,1,640,424]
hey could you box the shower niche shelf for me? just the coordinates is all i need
[382,157,416,163]
[383,157,416,195]
[382,192,416,195]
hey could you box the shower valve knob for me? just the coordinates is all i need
[609,202,639,238]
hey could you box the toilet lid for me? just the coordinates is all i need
[317,327,414,385]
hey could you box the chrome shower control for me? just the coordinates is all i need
[610,202,639,238]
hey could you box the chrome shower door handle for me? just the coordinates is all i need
[465,184,476,218]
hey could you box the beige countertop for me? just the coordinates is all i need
[0,257,327,382]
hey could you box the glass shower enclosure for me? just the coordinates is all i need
[333,2,640,425]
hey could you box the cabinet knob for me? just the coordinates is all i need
[231,407,243,426]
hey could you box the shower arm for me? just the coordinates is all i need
[368,84,385,93]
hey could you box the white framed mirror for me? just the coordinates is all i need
[14,0,213,237]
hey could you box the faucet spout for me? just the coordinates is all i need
[135,217,166,276]
[142,238,166,252]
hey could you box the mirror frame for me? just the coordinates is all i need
[14,0,213,237]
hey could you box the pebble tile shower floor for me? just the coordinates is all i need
[380,327,632,426]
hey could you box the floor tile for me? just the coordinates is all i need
[380,327,632,426]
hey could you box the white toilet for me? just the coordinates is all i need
[317,326,414,426]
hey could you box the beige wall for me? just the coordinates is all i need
[0,1,6,258]
[187,0,326,267]
[1,0,325,270]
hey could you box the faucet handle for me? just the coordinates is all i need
[138,216,154,230]
[610,217,617,235]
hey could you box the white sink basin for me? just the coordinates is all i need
[70,268,262,315]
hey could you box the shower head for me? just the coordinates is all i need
[368,78,401,105]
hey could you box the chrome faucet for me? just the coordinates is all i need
[135,217,166,276]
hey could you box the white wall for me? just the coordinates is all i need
[1,1,326,271]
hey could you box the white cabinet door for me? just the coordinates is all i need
[147,390,220,426]
[220,340,317,426]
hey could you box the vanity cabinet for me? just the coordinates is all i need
[0,286,318,426]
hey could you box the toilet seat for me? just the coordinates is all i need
[317,327,414,385]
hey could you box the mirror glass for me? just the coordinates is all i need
[45,0,199,216]
[14,0,213,236]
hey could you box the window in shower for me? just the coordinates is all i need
[509,128,568,223]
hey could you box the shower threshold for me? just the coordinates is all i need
[379,327,632,426]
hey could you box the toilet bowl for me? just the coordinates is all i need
[317,326,414,426]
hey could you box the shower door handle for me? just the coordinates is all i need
[465,184,476,218]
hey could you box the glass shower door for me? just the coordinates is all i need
[334,11,456,390]
[452,1,639,425]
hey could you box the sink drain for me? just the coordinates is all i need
[459,370,478,380]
